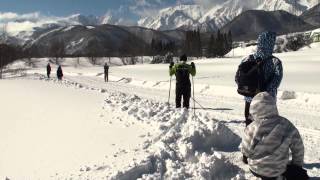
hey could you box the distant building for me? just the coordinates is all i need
[310,29,320,43]
[311,32,320,42]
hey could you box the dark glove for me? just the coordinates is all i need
[169,62,174,68]
[191,62,195,68]
[242,155,248,164]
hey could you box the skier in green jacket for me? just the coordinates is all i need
[169,54,196,109]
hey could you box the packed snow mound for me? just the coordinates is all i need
[99,87,244,179]
[280,90,297,100]
[107,95,243,179]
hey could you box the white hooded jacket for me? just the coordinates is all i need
[241,92,304,177]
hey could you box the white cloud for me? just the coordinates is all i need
[0,12,43,23]
[129,0,220,17]
[192,0,223,9]
[6,21,38,35]
[0,12,61,35]
[0,12,19,20]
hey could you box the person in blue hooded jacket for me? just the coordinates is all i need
[236,31,283,126]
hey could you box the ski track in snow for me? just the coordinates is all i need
[8,72,319,179]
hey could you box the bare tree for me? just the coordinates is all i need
[0,44,20,79]
[50,40,65,65]
[87,39,100,65]
[77,56,80,67]
[0,24,7,78]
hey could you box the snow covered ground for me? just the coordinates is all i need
[1,43,320,179]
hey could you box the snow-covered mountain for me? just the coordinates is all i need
[2,0,319,46]
[138,5,204,31]
[139,0,320,31]
[301,3,320,27]
[58,14,99,26]
[99,9,136,26]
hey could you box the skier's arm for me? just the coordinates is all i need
[266,59,283,93]
[241,124,257,158]
[290,127,304,166]
[169,63,176,76]
[235,56,250,85]
[189,62,196,76]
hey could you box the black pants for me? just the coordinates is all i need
[245,101,253,126]
[250,170,278,180]
[104,72,108,82]
[176,85,191,109]
[47,72,50,78]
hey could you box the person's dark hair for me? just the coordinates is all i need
[180,54,187,61]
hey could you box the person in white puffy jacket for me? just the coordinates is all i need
[241,92,304,179]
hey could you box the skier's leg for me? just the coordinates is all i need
[250,170,278,180]
[176,85,182,108]
[245,101,253,126]
[183,86,191,109]
[104,73,107,82]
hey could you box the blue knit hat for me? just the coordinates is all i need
[254,31,277,60]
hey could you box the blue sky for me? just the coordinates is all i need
[0,0,196,17]
[0,0,131,16]
[0,0,217,35]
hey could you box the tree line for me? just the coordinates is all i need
[0,44,23,78]
[0,29,233,76]
[150,29,233,58]
[207,30,233,58]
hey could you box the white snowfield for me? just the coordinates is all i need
[1,43,320,179]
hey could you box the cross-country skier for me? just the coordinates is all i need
[57,65,63,80]
[46,63,51,78]
[169,54,196,109]
[104,63,109,82]
[235,31,283,126]
[241,92,306,180]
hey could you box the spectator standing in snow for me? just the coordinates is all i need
[169,54,196,109]
[235,31,283,126]
[104,63,109,82]
[46,63,51,78]
[241,92,305,180]
[57,65,63,80]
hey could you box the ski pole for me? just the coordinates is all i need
[191,97,205,110]
[192,76,195,118]
[168,76,172,105]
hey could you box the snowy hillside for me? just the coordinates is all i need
[1,43,320,179]
[137,5,203,31]
[139,0,319,31]
[2,0,319,41]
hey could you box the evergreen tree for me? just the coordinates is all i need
[207,34,214,58]
[227,30,233,52]
[184,29,202,57]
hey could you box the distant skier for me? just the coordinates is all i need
[235,31,283,126]
[241,92,307,180]
[104,63,109,82]
[46,63,51,78]
[57,65,63,80]
[169,54,196,109]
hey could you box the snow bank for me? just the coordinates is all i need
[226,45,257,58]
[79,83,244,179]
[280,90,297,100]
[111,115,243,179]
[299,42,320,50]
[105,92,243,179]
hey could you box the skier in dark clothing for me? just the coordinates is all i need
[104,63,109,82]
[57,65,63,80]
[235,31,283,126]
[46,63,51,78]
[169,54,196,109]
